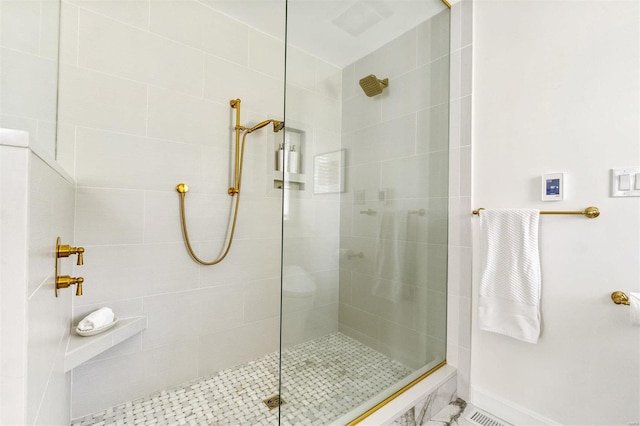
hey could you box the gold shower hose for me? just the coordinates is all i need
[176,130,250,265]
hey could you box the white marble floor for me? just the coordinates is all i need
[71,332,413,426]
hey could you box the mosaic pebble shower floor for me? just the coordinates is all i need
[72,332,413,425]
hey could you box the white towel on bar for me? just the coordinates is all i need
[478,209,542,343]
[373,210,411,303]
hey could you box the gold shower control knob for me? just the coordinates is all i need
[58,244,85,265]
[55,276,84,297]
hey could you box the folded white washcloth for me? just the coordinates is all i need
[77,307,115,331]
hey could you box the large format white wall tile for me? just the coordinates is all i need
[26,273,71,425]
[71,341,199,419]
[199,238,281,287]
[66,0,150,31]
[197,316,280,375]
[58,65,147,135]
[249,29,285,80]
[78,9,203,96]
[59,2,79,65]
[147,87,228,146]
[39,0,61,60]
[141,286,244,350]
[243,277,280,323]
[1,49,59,121]
[75,127,201,191]
[150,0,249,66]
[72,243,199,307]
[1,1,41,55]
[75,188,145,245]
[417,104,449,154]
[203,55,284,115]
[25,154,74,425]
[286,47,317,90]
[353,30,417,82]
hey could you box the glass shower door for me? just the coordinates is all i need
[279,0,451,423]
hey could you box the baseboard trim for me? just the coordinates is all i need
[470,386,562,425]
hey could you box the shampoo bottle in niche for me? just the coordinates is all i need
[288,145,300,173]
[275,143,284,172]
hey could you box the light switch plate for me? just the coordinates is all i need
[611,168,640,197]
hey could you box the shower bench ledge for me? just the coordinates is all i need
[64,316,147,372]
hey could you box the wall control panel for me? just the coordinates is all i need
[611,168,640,197]
[542,173,563,201]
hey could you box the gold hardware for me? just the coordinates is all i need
[359,75,389,97]
[56,275,84,296]
[611,291,630,306]
[55,237,85,297]
[176,183,188,194]
[472,206,600,218]
[262,395,285,410]
[347,360,447,425]
[441,0,451,8]
[57,243,85,265]
[177,98,284,266]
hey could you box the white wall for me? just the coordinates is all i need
[338,10,450,370]
[1,1,75,423]
[57,0,342,419]
[472,1,640,424]
[0,139,75,425]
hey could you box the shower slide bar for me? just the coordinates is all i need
[472,206,600,219]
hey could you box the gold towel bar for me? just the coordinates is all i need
[472,206,600,219]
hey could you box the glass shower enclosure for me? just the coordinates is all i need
[278,0,451,422]
[40,0,450,422]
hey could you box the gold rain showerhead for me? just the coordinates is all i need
[359,74,389,97]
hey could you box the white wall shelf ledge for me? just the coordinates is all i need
[64,316,147,372]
